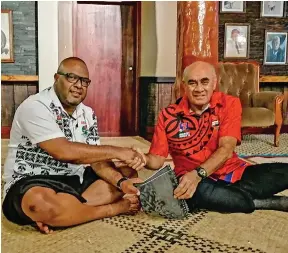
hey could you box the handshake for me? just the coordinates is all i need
[114,147,147,171]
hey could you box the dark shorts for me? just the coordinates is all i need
[2,167,101,226]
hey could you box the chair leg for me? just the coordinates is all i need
[274,124,281,147]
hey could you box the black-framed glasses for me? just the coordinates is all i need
[57,72,91,87]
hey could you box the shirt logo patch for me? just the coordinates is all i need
[179,122,188,132]
[179,122,190,138]
[82,125,88,136]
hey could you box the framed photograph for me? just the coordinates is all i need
[224,23,250,59]
[261,1,285,17]
[220,1,246,13]
[264,31,287,65]
[1,9,14,63]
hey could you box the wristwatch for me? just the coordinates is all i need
[195,167,208,179]
[116,177,129,190]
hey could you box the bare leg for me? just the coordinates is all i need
[21,167,139,233]
[21,186,138,233]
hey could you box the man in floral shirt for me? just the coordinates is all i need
[2,57,144,233]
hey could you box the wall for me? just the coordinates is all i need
[58,1,73,63]
[141,1,177,77]
[219,1,288,75]
[37,1,59,91]
[140,1,177,137]
[1,1,37,75]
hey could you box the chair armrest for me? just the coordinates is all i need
[251,91,284,113]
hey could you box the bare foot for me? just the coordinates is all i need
[122,194,140,214]
[35,221,53,234]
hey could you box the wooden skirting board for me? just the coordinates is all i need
[259,76,288,83]
[1,75,39,82]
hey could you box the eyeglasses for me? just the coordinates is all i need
[57,72,91,87]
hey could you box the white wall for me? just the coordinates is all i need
[58,1,73,63]
[141,1,177,77]
[38,1,59,91]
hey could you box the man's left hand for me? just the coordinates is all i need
[120,178,143,196]
[174,170,202,199]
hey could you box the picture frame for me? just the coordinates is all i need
[263,31,287,65]
[224,23,250,59]
[261,1,285,17]
[1,9,14,63]
[220,1,246,13]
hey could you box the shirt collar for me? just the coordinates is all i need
[175,92,223,115]
[48,86,84,119]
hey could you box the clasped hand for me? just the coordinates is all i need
[116,147,146,171]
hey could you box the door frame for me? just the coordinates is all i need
[72,1,141,135]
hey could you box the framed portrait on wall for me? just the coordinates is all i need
[224,23,250,59]
[261,1,285,17]
[264,31,287,65]
[1,9,14,63]
[220,1,246,13]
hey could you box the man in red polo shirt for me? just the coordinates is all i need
[130,61,288,213]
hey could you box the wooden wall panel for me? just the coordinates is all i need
[1,82,38,137]
[140,78,174,140]
[27,84,38,97]
[1,85,15,126]
[14,85,29,111]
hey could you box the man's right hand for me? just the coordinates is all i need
[125,147,147,171]
[116,147,146,170]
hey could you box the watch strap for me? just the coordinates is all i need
[116,177,129,190]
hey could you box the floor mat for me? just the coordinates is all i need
[235,134,288,157]
[1,137,288,253]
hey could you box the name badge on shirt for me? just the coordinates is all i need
[179,122,190,138]
[212,120,219,127]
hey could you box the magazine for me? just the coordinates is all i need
[134,165,189,219]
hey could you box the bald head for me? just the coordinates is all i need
[57,57,88,74]
[183,61,216,83]
[182,61,217,112]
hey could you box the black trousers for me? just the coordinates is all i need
[186,163,288,213]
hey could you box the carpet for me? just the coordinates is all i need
[235,134,288,158]
[1,137,288,253]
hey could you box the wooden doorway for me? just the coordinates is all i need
[73,1,140,136]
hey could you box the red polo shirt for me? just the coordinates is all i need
[149,92,250,183]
